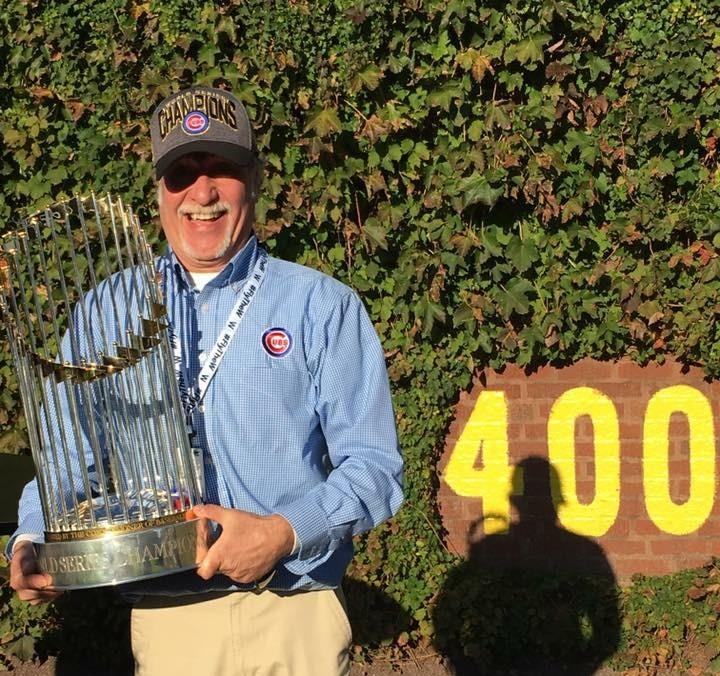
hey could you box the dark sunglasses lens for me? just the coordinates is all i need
[164,165,199,191]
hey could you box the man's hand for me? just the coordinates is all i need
[9,541,62,605]
[193,505,295,584]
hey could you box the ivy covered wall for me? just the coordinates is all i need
[0,0,719,670]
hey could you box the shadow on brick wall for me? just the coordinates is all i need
[433,456,620,675]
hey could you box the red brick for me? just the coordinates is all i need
[515,442,547,458]
[507,421,524,441]
[621,497,647,516]
[607,518,631,537]
[699,518,720,536]
[522,423,547,442]
[631,520,660,536]
[456,387,478,405]
[526,382,580,399]
[620,424,644,442]
[650,539,710,555]
[437,482,458,497]
[445,532,467,557]
[517,364,559,382]
[495,383,524,399]
[573,442,600,460]
[555,360,619,382]
[592,382,644,398]
[623,401,649,420]
[575,480,598,501]
[574,417,596,440]
[603,540,648,555]
[668,480,690,504]
[438,500,465,519]
[614,558,674,578]
[682,555,715,570]
[537,402,552,418]
[617,359,687,379]
[620,470,643,485]
[511,403,536,422]
[461,501,484,520]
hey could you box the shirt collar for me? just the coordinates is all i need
[163,234,259,292]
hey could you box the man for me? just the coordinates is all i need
[9,85,404,675]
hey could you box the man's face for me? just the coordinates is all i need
[158,152,255,272]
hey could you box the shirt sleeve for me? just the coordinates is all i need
[274,287,404,561]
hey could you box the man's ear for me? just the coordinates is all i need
[247,160,264,203]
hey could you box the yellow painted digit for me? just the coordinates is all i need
[444,391,512,534]
[643,385,715,535]
[547,387,620,537]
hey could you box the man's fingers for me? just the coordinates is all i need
[196,546,221,580]
[195,517,213,563]
[11,567,55,594]
[9,542,60,604]
[17,587,60,603]
[192,503,227,523]
[23,572,54,590]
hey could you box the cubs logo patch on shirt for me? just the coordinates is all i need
[182,111,210,135]
[262,327,292,358]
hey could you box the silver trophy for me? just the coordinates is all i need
[0,194,204,589]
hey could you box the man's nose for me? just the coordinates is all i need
[188,174,218,204]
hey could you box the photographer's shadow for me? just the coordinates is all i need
[434,456,620,675]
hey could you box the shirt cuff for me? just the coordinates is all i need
[274,498,330,560]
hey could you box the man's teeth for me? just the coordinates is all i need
[187,212,224,221]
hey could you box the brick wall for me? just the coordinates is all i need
[437,357,720,583]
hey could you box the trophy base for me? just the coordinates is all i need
[35,518,200,590]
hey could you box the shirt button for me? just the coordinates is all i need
[201,303,210,313]
[198,404,205,413]
[198,353,206,364]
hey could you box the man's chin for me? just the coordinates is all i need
[176,246,231,272]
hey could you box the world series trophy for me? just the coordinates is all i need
[0,194,204,589]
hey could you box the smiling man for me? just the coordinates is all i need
[9,86,404,676]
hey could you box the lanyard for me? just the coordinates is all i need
[168,249,268,418]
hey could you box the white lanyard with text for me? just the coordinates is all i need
[169,248,268,420]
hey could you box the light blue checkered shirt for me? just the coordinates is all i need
[12,234,403,595]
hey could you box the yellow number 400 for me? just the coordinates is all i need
[444,386,715,537]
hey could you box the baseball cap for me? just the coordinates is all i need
[150,86,258,179]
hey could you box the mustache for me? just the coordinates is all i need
[177,202,231,217]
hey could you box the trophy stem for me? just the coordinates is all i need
[133,232,201,503]
[90,196,151,522]
[6,230,85,527]
[44,212,107,528]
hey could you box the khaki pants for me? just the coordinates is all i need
[131,589,351,676]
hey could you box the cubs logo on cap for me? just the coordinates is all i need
[262,328,292,358]
[182,111,209,135]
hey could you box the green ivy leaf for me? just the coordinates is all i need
[508,33,551,66]
[422,298,446,334]
[350,64,383,92]
[498,279,535,317]
[7,635,34,661]
[304,107,342,137]
[426,82,464,110]
[507,236,539,272]
[458,174,503,208]
[363,221,388,251]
